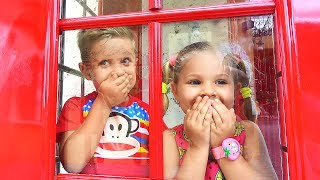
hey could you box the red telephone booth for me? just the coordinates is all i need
[0,0,320,179]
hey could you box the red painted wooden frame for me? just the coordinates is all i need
[149,0,161,10]
[59,2,275,31]
[148,22,163,179]
[274,0,291,179]
[274,0,320,179]
[4,0,320,179]
[56,1,278,179]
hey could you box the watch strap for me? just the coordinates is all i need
[212,146,225,160]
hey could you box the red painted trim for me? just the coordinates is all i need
[148,22,163,179]
[149,0,162,10]
[276,75,289,180]
[57,173,151,180]
[59,2,275,31]
[273,10,289,180]
[274,0,300,179]
[47,0,59,179]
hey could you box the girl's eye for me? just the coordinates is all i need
[121,57,131,65]
[216,79,227,85]
[187,80,201,85]
[98,59,110,67]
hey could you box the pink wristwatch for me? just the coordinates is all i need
[211,138,241,160]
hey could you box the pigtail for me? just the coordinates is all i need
[237,61,258,122]
[162,56,176,116]
[243,97,258,122]
[219,43,259,123]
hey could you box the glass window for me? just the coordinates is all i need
[61,72,83,104]
[62,0,148,19]
[162,15,283,179]
[56,25,150,178]
[162,0,272,9]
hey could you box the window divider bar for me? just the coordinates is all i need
[75,0,97,16]
[149,0,162,10]
[59,1,275,31]
[58,64,83,78]
[148,22,163,179]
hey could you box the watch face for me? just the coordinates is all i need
[222,138,240,160]
[229,141,240,152]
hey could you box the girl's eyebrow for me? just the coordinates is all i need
[218,73,231,77]
[184,73,201,78]
[213,73,231,80]
[185,71,230,77]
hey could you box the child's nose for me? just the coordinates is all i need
[113,66,126,76]
[200,84,216,97]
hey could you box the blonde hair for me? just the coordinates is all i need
[77,27,136,62]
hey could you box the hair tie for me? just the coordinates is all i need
[240,87,252,99]
[162,82,169,94]
[169,55,177,67]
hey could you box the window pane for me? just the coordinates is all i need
[61,72,82,104]
[63,0,147,19]
[56,25,150,178]
[63,0,99,18]
[163,0,272,9]
[61,30,81,70]
[162,15,283,179]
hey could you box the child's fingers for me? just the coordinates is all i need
[119,84,130,94]
[114,74,129,86]
[194,96,210,124]
[212,107,222,126]
[230,108,236,122]
[123,83,133,94]
[184,109,191,125]
[120,86,130,95]
[195,97,210,122]
[118,76,132,90]
[210,117,217,130]
[104,73,117,84]
[184,109,193,132]
[110,73,118,81]
[211,98,228,122]
[188,107,200,125]
[191,96,202,111]
[187,96,202,123]
[203,106,213,126]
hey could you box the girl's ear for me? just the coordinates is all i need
[171,82,178,99]
[79,62,92,80]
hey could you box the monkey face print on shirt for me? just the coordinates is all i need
[83,100,149,159]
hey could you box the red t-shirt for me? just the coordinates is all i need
[56,92,150,177]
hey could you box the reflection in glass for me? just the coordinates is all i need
[162,15,283,179]
[56,26,150,177]
[63,0,146,19]
[61,72,82,105]
[64,0,98,18]
[163,0,268,9]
